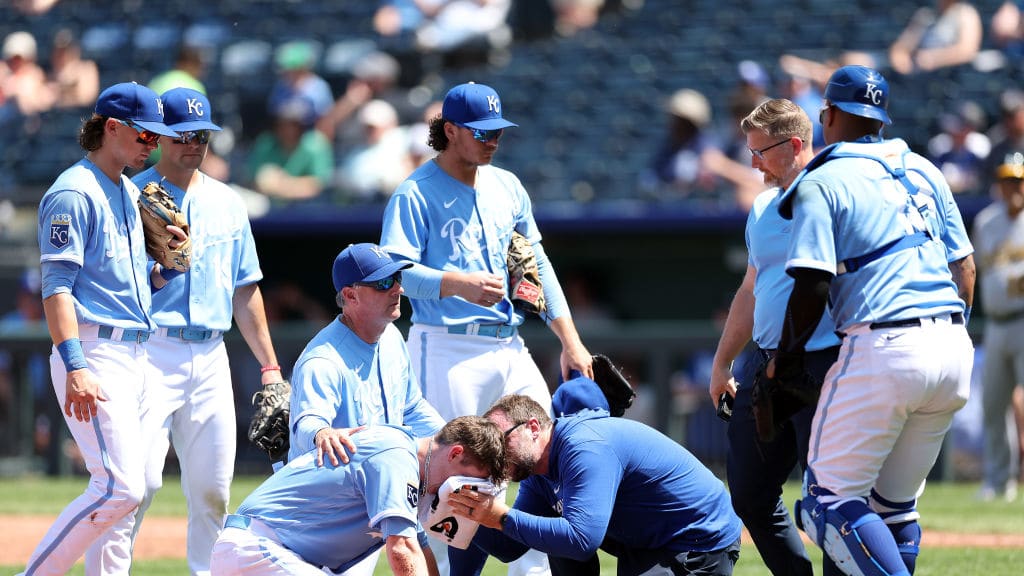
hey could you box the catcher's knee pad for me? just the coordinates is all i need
[794,469,833,546]
[870,490,921,573]
[821,500,911,576]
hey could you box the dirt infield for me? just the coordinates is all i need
[3,515,1022,566]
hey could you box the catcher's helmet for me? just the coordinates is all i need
[824,65,892,125]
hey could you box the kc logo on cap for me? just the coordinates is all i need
[161,87,223,132]
[442,82,518,131]
[95,82,179,137]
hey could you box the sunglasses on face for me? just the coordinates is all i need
[503,421,525,439]
[352,272,402,291]
[115,118,161,145]
[818,104,833,125]
[171,130,212,145]
[455,123,503,143]
[748,138,792,160]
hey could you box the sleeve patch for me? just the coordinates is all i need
[48,214,72,249]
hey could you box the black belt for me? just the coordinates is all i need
[869,312,964,330]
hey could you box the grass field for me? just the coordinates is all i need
[1,476,1021,574]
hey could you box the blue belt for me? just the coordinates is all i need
[224,514,251,530]
[97,325,151,343]
[164,327,221,342]
[447,324,517,338]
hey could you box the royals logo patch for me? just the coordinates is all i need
[407,483,419,507]
[49,214,71,249]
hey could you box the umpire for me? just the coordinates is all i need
[709,98,841,576]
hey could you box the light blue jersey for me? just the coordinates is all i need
[288,320,444,461]
[783,138,973,331]
[747,188,840,351]
[381,160,567,326]
[132,167,262,331]
[38,158,153,329]
[236,425,421,573]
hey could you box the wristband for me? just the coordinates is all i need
[57,338,89,372]
[261,364,281,373]
[159,266,184,282]
[499,511,509,529]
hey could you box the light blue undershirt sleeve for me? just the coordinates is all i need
[379,516,418,540]
[293,413,332,453]
[41,260,79,299]
[533,243,569,323]
[399,262,444,300]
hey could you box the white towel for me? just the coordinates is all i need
[420,475,499,549]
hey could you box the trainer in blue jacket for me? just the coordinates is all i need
[447,383,743,576]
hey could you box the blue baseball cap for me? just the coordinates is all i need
[441,82,517,130]
[160,87,222,132]
[332,243,412,293]
[95,82,178,137]
[824,65,891,125]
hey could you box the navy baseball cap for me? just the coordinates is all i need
[160,87,222,132]
[824,65,891,125]
[95,82,179,137]
[332,243,412,293]
[442,82,518,130]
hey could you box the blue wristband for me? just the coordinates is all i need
[57,338,89,372]
[159,266,184,282]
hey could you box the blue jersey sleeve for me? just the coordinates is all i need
[787,180,839,275]
[289,356,347,454]
[381,182,428,264]
[503,440,620,560]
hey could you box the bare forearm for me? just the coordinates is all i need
[949,254,976,308]
[386,536,429,576]
[232,284,281,382]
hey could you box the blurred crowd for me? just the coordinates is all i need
[0,1,1021,217]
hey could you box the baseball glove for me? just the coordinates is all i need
[750,359,820,442]
[137,181,191,273]
[591,353,636,417]
[507,232,546,315]
[247,380,292,463]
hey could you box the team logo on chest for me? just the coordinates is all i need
[49,214,71,249]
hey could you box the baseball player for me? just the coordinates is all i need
[773,65,975,576]
[708,98,841,576]
[23,82,179,576]
[97,87,282,576]
[973,151,1024,502]
[380,81,592,576]
[210,416,506,576]
[447,393,743,576]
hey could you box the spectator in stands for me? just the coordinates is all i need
[374,0,512,54]
[984,89,1024,195]
[928,100,991,195]
[334,99,413,203]
[246,96,334,205]
[992,1,1024,60]
[640,87,762,209]
[638,88,723,199]
[405,100,442,168]
[778,72,825,150]
[45,28,98,110]
[551,0,605,37]
[888,0,982,76]
[267,40,334,126]
[0,31,53,122]
[317,50,417,144]
[777,51,878,95]
[149,45,207,96]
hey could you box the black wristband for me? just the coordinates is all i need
[499,512,509,529]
